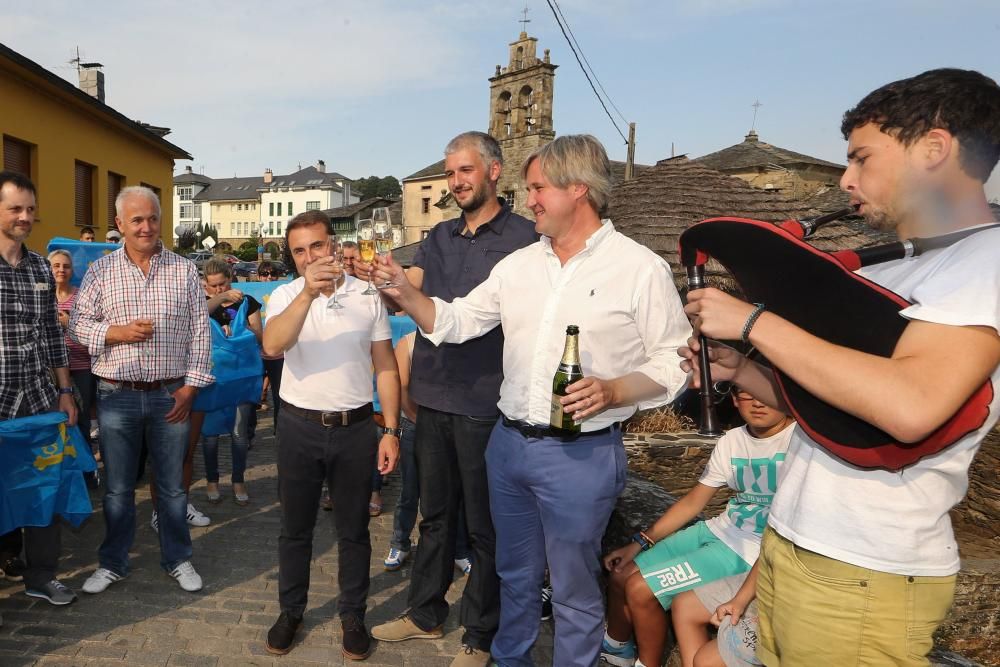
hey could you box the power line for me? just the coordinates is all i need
[543,0,628,144]
[550,0,629,126]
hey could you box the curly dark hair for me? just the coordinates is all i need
[841,68,1000,182]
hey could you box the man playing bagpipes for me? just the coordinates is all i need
[680,68,1000,665]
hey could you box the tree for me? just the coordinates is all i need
[237,240,259,262]
[193,222,219,249]
[354,175,401,200]
[175,228,196,252]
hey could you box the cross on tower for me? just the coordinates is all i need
[751,99,763,131]
[519,4,531,32]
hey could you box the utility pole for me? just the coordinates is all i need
[624,122,637,181]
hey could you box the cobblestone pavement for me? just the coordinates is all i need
[0,411,554,666]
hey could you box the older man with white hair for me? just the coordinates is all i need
[70,186,212,594]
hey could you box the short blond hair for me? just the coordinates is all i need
[521,134,612,216]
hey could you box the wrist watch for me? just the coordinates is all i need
[380,426,403,438]
[58,387,74,395]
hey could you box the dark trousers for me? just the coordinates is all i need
[277,406,377,619]
[264,358,284,430]
[406,406,500,651]
[0,526,60,589]
[71,369,96,448]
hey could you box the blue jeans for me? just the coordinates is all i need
[487,421,626,667]
[96,379,193,575]
[202,403,252,483]
[390,417,470,560]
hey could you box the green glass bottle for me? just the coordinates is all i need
[550,325,583,433]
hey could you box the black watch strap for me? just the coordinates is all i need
[381,426,403,438]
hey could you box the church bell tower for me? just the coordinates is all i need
[488,30,557,213]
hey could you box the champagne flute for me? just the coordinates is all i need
[357,219,377,295]
[372,207,394,289]
[327,234,345,310]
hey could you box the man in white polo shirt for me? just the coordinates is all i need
[261,210,401,660]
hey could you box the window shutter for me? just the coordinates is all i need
[3,136,31,176]
[75,162,94,227]
[107,172,124,229]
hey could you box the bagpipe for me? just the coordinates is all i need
[679,208,996,471]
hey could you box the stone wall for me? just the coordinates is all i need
[615,431,1000,666]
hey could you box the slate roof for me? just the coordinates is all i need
[608,156,879,291]
[403,159,446,181]
[262,166,349,190]
[0,42,191,160]
[695,131,844,172]
[174,172,213,186]
[323,197,395,220]
[192,176,262,202]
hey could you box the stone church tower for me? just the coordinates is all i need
[488,31,557,215]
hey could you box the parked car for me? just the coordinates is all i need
[220,254,240,265]
[267,260,289,278]
[232,261,259,281]
[187,250,214,270]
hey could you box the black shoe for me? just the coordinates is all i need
[540,583,553,621]
[265,611,302,655]
[1,558,26,582]
[341,614,372,660]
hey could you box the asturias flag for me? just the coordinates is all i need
[0,412,97,534]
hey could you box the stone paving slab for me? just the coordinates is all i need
[0,411,554,666]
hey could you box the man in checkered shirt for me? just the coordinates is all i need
[69,186,213,595]
[0,171,80,607]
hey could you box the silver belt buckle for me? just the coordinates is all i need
[321,411,337,427]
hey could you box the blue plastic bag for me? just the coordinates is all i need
[193,298,264,413]
[0,412,97,534]
[202,406,237,437]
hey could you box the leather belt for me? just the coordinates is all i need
[282,401,373,428]
[97,377,183,392]
[501,415,618,441]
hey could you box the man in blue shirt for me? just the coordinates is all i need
[371,132,537,666]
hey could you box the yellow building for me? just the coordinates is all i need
[399,160,449,243]
[0,42,190,252]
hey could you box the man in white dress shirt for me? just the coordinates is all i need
[375,135,691,667]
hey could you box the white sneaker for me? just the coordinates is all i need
[150,511,158,531]
[82,568,124,594]
[186,503,210,527]
[384,547,409,571]
[454,558,472,576]
[168,561,203,592]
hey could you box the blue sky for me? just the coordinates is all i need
[3,0,998,198]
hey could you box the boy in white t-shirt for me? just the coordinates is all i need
[601,388,794,667]
[680,68,1000,665]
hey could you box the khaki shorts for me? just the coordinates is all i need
[756,528,955,667]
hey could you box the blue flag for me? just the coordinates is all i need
[0,412,97,534]
[45,237,119,287]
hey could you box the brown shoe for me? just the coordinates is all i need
[450,644,491,666]
[370,615,443,642]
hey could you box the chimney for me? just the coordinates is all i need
[185,166,193,174]
[264,168,273,184]
[78,64,105,103]
[316,160,326,173]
